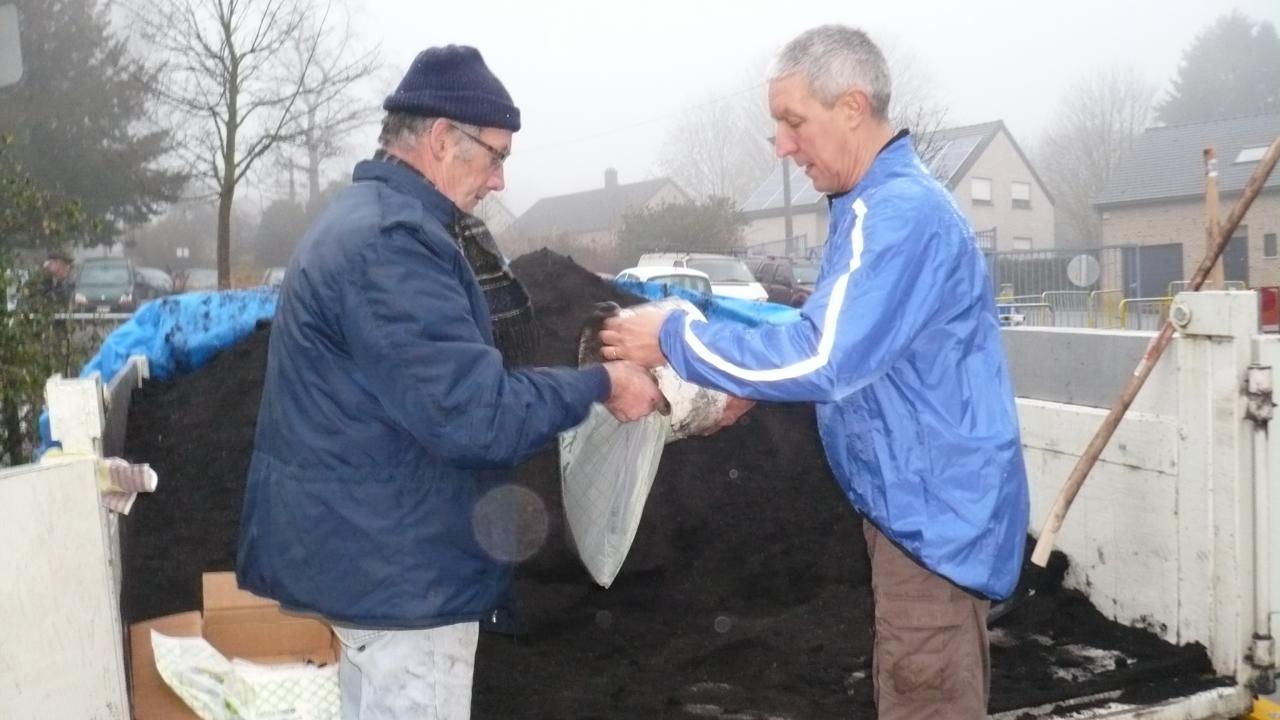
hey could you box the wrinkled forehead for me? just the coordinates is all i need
[767,74,817,116]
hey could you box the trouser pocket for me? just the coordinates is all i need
[332,625,388,654]
[874,598,975,700]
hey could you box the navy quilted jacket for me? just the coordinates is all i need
[237,159,608,628]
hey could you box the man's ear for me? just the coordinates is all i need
[837,90,871,131]
[426,119,452,161]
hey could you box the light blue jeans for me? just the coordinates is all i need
[331,621,480,720]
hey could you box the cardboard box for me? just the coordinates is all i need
[129,572,338,720]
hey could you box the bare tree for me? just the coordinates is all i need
[660,44,948,203]
[278,10,381,209]
[1034,68,1156,247]
[883,45,949,169]
[659,54,775,203]
[132,0,327,288]
[659,84,775,203]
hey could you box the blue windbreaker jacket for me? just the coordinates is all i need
[659,137,1029,599]
[237,159,610,628]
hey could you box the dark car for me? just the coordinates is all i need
[73,257,138,313]
[747,256,820,307]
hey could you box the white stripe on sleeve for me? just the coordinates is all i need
[681,198,867,383]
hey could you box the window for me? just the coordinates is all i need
[686,258,755,283]
[1011,181,1031,209]
[654,274,711,295]
[1266,233,1278,259]
[793,264,819,284]
[1012,237,1033,251]
[1235,146,1268,164]
[971,177,992,205]
[77,262,132,284]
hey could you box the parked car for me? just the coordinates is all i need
[615,266,713,296]
[134,267,173,301]
[261,267,286,287]
[179,268,219,292]
[746,256,820,307]
[73,257,137,313]
[636,252,767,301]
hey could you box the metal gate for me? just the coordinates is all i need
[984,245,1188,329]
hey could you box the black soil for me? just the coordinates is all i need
[122,248,1222,718]
[121,321,271,622]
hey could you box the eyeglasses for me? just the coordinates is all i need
[450,123,510,170]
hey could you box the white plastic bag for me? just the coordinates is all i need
[559,404,667,588]
[561,298,732,587]
[150,631,339,720]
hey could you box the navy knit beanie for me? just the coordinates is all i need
[384,45,521,131]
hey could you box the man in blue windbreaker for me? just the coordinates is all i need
[601,25,1029,719]
[236,46,663,719]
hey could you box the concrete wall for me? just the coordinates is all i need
[1099,191,1280,287]
[952,130,1056,252]
[1005,291,1276,683]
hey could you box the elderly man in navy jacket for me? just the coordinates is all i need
[237,46,662,719]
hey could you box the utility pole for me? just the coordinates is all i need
[782,157,794,256]
[766,135,797,257]
[1203,147,1224,289]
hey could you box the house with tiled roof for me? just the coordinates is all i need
[1095,113,1280,288]
[740,120,1055,256]
[506,169,688,256]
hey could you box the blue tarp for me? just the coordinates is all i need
[82,289,278,382]
[39,289,278,454]
[614,280,800,327]
[37,282,787,455]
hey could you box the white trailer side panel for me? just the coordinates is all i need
[0,459,128,719]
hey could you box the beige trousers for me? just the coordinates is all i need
[864,521,991,719]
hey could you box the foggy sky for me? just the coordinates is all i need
[351,0,1278,215]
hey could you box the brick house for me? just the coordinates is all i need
[1095,113,1280,289]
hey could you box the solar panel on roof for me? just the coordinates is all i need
[929,134,982,184]
[741,163,823,212]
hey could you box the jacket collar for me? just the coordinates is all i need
[352,155,459,226]
[827,128,913,206]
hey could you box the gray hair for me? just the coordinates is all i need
[772,25,892,118]
[377,112,483,161]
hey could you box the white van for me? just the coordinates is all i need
[636,252,768,302]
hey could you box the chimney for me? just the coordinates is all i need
[604,167,618,189]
